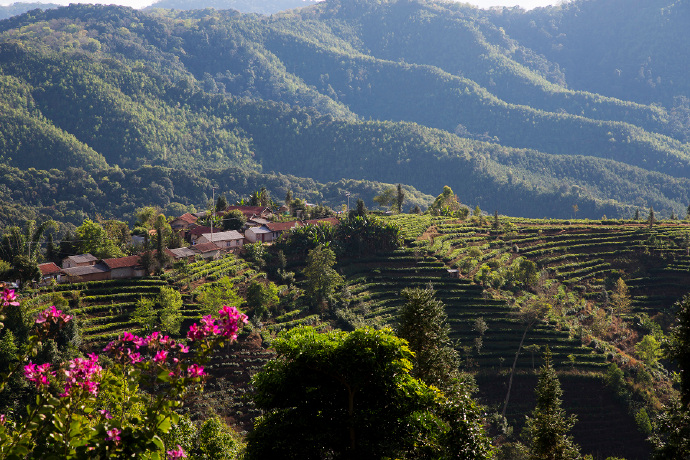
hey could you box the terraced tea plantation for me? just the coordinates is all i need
[22,216,690,458]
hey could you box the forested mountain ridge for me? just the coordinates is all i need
[0,0,689,224]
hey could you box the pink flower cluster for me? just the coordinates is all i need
[35,305,72,324]
[106,427,121,443]
[167,445,187,459]
[60,354,102,397]
[24,362,52,388]
[187,306,248,342]
[104,331,190,367]
[1,288,19,307]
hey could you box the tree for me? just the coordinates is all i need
[373,187,396,210]
[10,255,41,287]
[649,207,656,229]
[195,276,244,315]
[636,335,661,366]
[302,246,343,308]
[430,186,462,216]
[246,280,280,318]
[215,194,229,213]
[246,326,492,460]
[635,208,640,220]
[349,198,367,218]
[222,210,246,231]
[665,295,690,406]
[610,277,632,318]
[396,184,405,214]
[76,219,123,259]
[572,204,578,219]
[523,347,581,460]
[1,220,56,263]
[132,287,183,335]
[397,286,459,390]
[102,220,132,252]
[502,297,551,418]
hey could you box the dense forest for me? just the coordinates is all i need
[0,0,689,227]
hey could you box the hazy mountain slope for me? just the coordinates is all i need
[1,2,690,221]
[147,0,321,15]
[492,0,690,108]
[0,2,59,20]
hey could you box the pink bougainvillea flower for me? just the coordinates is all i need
[24,362,52,388]
[1,288,19,307]
[35,305,72,324]
[61,354,102,397]
[187,364,205,378]
[218,305,249,340]
[127,349,143,364]
[178,343,189,353]
[153,350,168,363]
[106,428,121,442]
[99,409,113,420]
[166,445,187,459]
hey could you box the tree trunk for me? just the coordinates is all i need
[501,321,532,419]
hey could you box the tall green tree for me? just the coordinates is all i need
[395,183,405,214]
[302,245,343,308]
[75,219,123,259]
[397,285,459,390]
[524,347,581,460]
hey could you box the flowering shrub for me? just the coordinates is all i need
[0,285,248,459]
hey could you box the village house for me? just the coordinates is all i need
[265,221,300,241]
[191,242,222,260]
[187,226,220,244]
[102,255,145,280]
[59,263,110,283]
[62,253,98,269]
[167,247,196,261]
[196,230,244,250]
[245,225,274,243]
[38,262,61,285]
[170,213,198,233]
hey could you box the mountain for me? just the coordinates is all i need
[146,0,323,15]
[0,0,689,224]
[0,2,60,20]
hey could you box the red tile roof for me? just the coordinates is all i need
[192,242,221,253]
[176,213,198,225]
[102,255,141,269]
[266,221,299,232]
[304,217,340,226]
[188,226,220,236]
[38,262,61,276]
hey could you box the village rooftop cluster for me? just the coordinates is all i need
[36,205,339,285]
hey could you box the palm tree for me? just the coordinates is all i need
[1,220,56,262]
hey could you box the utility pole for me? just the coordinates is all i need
[211,186,217,242]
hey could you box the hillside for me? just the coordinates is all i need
[24,214,690,458]
[0,0,689,223]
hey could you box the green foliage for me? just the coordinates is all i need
[195,276,244,315]
[75,219,124,259]
[302,245,343,308]
[246,280,280,318]
[397,285,459,391]
[247,326,492,459]
[222,210,246,231]
[523,348,582,460]
[132,286,183,335]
